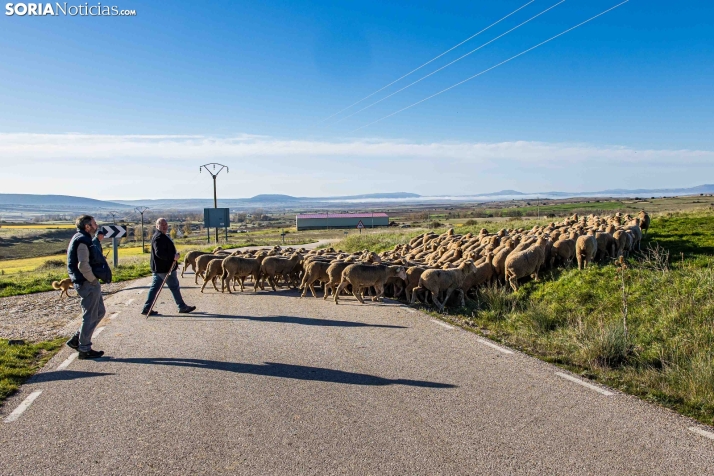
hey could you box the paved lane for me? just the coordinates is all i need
[1,272,713,475]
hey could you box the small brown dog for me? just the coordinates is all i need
[52,278,74,298]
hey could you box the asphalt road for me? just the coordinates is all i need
[1,270,713,475]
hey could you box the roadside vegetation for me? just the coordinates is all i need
[0,338,65,403]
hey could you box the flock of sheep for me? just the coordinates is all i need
[181,210,651,312]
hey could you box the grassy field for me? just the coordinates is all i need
[0,338,65,404]
[329,210,714,426]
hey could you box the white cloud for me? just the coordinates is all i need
[0,133,711,199]
[0,133,712,164]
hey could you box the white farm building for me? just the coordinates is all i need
[295,213,389,231]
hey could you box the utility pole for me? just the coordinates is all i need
[200,163,229,243]
[135,206,149,253]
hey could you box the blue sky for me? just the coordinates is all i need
[1,0,713,199]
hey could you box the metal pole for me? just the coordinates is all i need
[113,237,118,268]
[213,175,218,243]
[141,214,144,252]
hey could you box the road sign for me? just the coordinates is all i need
[102,225,127,239]
[356,220,364,229]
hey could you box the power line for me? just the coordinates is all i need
[335,0,566,124]
[319,0,537,123]
[352,0,630,133]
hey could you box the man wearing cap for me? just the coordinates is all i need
[141,218,196,316]
[65,215,106,359]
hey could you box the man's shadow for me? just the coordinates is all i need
[110,358,456,388]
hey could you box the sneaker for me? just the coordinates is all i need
[78,349,105,360]
[178,305,196,314]
[141,310,159,316]
[66,335,79,350]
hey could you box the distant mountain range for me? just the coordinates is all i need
[1,185,712,214]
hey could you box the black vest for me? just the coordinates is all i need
[67,231,93,284]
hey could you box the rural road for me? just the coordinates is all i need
[1,271,713,474]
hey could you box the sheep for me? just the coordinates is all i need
[504,237,548,291]
[576,232,598,270]
[638,210,651,236]
[411,260,478,311]
[300,260,332,298]
[460,253,494,297]
[200,258,225,293]
[595,231,617,263]
[612,229,629,258]
[625,219,643,251]
[181,250,207,278]
[194,254,222,284]
[334,264,407,304]
[323,260,354,300]
[260,252,303,291]
[552,234,576,267]
[492,240,516,283]
[220,256,263,293]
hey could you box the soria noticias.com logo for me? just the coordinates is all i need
[5,2,136,16]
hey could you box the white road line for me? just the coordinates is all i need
[109,312,120,320]
[689,427,714,441]
[4,390,42,423]
[430,319,455,330]
[57,352,78,370]
[555,372,614,396]
[125,298,135,306]
[476,338,514,354]
[93,327,106,338]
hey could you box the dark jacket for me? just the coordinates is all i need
[150,230,177,273]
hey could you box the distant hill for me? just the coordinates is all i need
[2,185,712,214]
[0,194,130,209]
[479,189,527,197]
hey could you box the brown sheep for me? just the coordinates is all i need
[221,256,263,293]
[300,260,332,298]
[576,232,598,270]
[504,237,548,291]
[612,229,629,258]
[411,261,478,311]
[323,260,354,300]
[404,266,429,303]
[194,254,222,284]
[200,258,225,293]
[595,231,617,263]
[260,252,303,291]
[638,210,651,236]
[334,264,407,304]
[492,241,516,283]
[181,250,207,278]
[461,253,494,296]
[552,235,576,267]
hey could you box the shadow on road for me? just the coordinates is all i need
[110,358,456,388]
[185,313,407,329]
[30,370,115,384]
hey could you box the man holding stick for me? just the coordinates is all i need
[141,218,196,316]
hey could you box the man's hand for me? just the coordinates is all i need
[174,253,180,261]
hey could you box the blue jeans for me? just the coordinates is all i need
[142,270,187,313]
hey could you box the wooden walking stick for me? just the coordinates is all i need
[145,260,178,318]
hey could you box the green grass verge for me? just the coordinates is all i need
[0,338,65,404]
[0,259,153,298]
